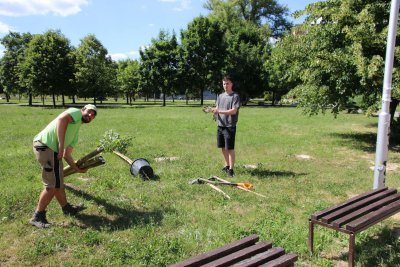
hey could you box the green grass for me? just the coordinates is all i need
[1,104,400,266]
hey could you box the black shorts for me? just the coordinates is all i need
[217,126,236,150]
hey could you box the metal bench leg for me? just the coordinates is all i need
[348,233,355,267]
[308,219,314,254]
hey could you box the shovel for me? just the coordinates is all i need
[190,178,253,190]
[189,178,231,199]
[210,176,266,198]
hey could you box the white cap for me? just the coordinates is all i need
[84,104,97,115]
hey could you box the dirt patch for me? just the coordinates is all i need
[369,162,400,172]
[295,154,313,160]
[155,156,179,162]
[320,247,348,266]
[346,192,359,199]
[77,176,93,182]
[392,213,400,222]
[243,164,257,169]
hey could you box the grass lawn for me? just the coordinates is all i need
[0,103,400,266]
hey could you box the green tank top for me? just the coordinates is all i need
[34,108,82,152]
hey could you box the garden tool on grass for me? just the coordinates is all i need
[207,183,231,199]
[190,178,253,190]
[189,178,231,199]
[209,176,266,198]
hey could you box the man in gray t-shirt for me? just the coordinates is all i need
[212,75,240,177]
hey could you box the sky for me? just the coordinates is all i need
[0,0,320,61]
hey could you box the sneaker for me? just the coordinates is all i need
[227,169,235,177]
[221,166,230,173]
[62,203,86,215]
[29,211,50,228]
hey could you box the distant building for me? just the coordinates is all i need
[203,90,216,100]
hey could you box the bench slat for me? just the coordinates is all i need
[230,247,285,267]
[201,241,273,267]
[346,200,400,232]
[169,234,259,267]
[311,187,387,220]
[332,193,400,228]
[258,253,298,267]
[320,189,397,224]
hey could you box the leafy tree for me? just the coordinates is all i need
[74,34,115,103]
[138,47,156,101]
[139,30,179,106]
[266,33,307,104]
[180,16,226,104]
[117,59,140,104]
[204,0,292,38]
[287,0,398,120]
[18,30,73,107]
[205,0,291,104]
[0,32,32,102]
[0,63,4,96]
[223,22,271,104]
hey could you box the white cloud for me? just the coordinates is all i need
[109,50,140,61]
[158,0,191,11]
[0,0,89,17]
[0,21,13,33]
[174,0,191,11]
[109,53,128,61]
[140,45,150,51]
[0,45,4,58]
[128,50,140,58]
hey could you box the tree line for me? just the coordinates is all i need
[1,0,399,124]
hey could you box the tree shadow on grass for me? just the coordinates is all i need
[241,167,307,179]
[65,184,164,231]
[327,226,400,266]
[331,132,400,153]
[330,132,377,153]
[355,226,400,266]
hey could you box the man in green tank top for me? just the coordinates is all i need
[30,104,97,228]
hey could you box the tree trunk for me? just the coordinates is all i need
[52,94,56,108]
[272,91,277,106]
[200,88,204,106]
[390,98,399,134]
[163,90,166,106]
[29,93,32,106]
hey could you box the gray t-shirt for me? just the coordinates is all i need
[216,92,240,127]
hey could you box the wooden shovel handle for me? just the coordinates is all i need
[113,150,133,164]
[207,184,230,199]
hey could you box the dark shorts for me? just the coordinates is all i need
[217,126,236,150]
[33,141,64,188]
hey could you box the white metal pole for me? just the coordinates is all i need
[373,0,400,189]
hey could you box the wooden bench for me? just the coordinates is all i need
[170,234,297,267]
[308,187,400,267]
